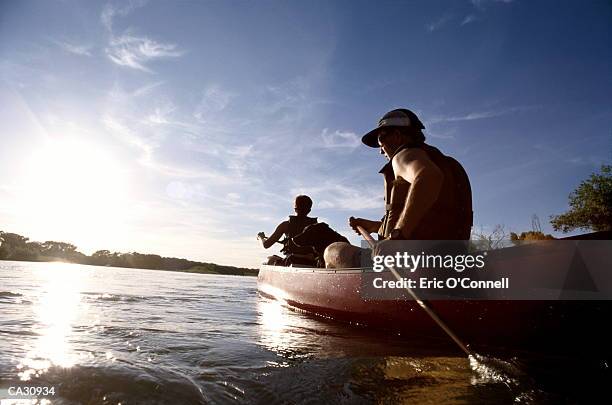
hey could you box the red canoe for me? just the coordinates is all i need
[257,237,612,354]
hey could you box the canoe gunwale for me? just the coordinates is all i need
[260,264,373,275]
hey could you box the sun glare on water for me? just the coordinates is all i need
[18,264,90,381]
[17,137,130,252]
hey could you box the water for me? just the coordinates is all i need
[0,261,608,404]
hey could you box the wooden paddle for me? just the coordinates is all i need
[356,226,473,357]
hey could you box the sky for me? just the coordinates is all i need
[0,0,610,268]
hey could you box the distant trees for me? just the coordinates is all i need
[510,231,555,245]
[509,214,555,244]
[40,241,86,262]
[89,250,188,270]
[550,165,612,232]
[0,230,257,276]
[0,233,86,262]
[0,232,38,260]
[471,224,510,250]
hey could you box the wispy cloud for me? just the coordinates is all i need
[101,0,148,31]
[103,114,213,180]
[106,34,183,72]
[53,40,92,56]
[425,128,457,140]
[461,14,478,26]
[566,156,608,167]
[428,105,540,124]
[532,142,611,168]
[427,14,454,32]
[102,114,155,164]
[193,85,236,122]
[133,81,164,97]
[143,104,176,126]
[320,128,361,149]
[291,182,381,211]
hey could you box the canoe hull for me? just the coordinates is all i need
[257,264,611,354]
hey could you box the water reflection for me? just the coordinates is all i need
[257,297,294,353]
[17,263,89,380]
[255,297,488,403]
[257,294,327,363]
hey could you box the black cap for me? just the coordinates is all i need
[361,108,425,148]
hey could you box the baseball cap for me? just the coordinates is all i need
[361,108,425,148]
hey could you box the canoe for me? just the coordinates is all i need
[257,237,612,354]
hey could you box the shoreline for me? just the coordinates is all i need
[0,258,259,277]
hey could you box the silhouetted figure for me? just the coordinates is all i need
[328,108,473,268]
[258,195,318,266]
[292,223,349,267]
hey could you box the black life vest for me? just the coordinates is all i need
[282,215,317,255]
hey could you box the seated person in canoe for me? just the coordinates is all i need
[257,195,319,266]
[325,108,473,268]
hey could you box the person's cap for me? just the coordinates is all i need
[361,108,425,148]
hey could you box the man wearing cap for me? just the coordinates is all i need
[324,108,472,268]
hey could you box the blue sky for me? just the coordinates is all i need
[0,0,610,267]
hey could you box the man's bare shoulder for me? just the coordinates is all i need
[393,147,431,166]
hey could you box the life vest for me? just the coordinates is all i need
[282,215,318,255]
[378,143,473,240]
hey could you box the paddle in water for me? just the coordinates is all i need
[355,226,532,388]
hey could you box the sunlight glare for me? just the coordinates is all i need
[17,137,130,252]
[18,263,90,380]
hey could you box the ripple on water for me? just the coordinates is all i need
[24,364,208,404]
[0,291,32,305]
[0,291,23,297]
[82,293,148,303]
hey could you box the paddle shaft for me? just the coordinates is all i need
[356,226,472,357]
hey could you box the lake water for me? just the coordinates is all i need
[0,261,609,404]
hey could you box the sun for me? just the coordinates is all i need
[17,137,130,253]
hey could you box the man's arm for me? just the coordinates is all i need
[259,221,289,249]
[392,148,443,238]
[349,217,382,235]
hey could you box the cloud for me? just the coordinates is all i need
[101,0,149,31]
[144,104,176,126]
[102,114,154,164]
[426,14,454,32]
[193,85,235,122]
[102,114,201,179]
[320,128,361,149]
[428,105,540,124]
[54,40,92,56]
[252,77,331,129]
[429,0,511,32]
[106,34,183,72]
[227,145,254,158]
[461,14,478,26]
[133,81,164,96]
[425,128,456,140]
[291,182,382,211]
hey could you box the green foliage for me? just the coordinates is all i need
[0,230,257,276]
[550,165,612,233]
[510,231,555,245]
[186,264,259,276]
[0,232,36,260]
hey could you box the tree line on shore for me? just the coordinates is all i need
[0,231,258,276]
